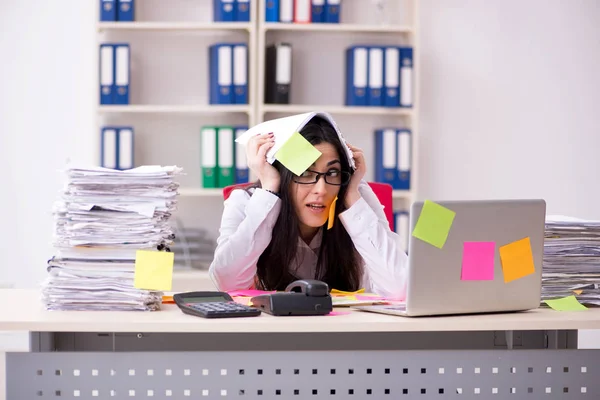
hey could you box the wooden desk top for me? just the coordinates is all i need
[1,289,598,333]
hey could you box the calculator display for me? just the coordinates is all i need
[185,296,229,303]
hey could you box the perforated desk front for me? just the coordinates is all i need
[1,289,599,399]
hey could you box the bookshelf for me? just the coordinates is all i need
[95,0,419,250]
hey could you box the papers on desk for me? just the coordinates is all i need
[542,215,600,307]
[42,165,182,311]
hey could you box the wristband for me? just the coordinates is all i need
[264,189,280,198]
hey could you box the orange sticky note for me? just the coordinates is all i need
[499,237,535,283]
[134,250,174,291]
[573,289,583,295]
[327,196,338,230]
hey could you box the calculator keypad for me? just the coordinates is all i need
[186,301,258,316]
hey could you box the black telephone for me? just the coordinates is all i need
[250,279,333,316]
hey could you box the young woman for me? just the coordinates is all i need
[208,116,408,298]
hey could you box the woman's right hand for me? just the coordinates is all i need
[246,133,280,193]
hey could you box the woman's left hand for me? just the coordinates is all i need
[345,143,366,207]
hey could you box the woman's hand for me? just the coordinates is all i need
[345,143,366,208]
[246,133,281,193]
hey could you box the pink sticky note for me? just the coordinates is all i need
[228,289,276,297]
[327,311,352,316]
[461,242,495,280]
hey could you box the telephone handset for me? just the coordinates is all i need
[251,279,333,316]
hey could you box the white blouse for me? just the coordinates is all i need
[208,180,408,298]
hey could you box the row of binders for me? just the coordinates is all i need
[201,126,250,188]
[101,127,134,170]
[100,44,130,105]
[266,0,341,23]
[346,46,413,107]
[374,129,411,190]
[210,44,249,105]
[214,0,251,22]
[99,0,134,22]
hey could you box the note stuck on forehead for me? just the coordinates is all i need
[411,200,456,249]
[134,250,174,291]
[274,132,322,176]
[499,237,535,283]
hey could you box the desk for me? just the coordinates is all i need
[2,289,600,399]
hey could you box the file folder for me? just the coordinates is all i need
[233,44,248,104]
[345,46,368,106]
[236,0,251,22]
[101,127,118,169]
[367,47,384,106]
[384,47,400,107]
[99,44,114,105]
[294,0,311,23]
[118,127,134,170]
[374,129,396,187]
[117,0,135,21]
[279,0,293,23]
[218,127,235,187]
[395,211,409,252]
[265,43,292,104]
[100,0,116,21]
[114,44,130,104]
[209,44,233,104]
[324,0,340,23]
[201,127,218,188]
[396,129,411,189]
[234,126,249,183]
[400,47,413,108]
[214,0,235,22]
[265,0,280,22]
[311,0,325,23]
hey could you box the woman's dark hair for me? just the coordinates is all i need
[251,116,362,291]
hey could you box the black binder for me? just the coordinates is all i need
[265,43,292,104]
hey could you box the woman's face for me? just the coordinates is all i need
[290,142,343,241]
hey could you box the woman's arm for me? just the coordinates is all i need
[208,188,281,291]
[338,180,408,299]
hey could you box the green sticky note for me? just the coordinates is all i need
[544,295,588,311]
[274,132,322,176]
[411,200,456,249]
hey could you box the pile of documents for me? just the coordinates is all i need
[43,165,182,311]
[543,215,600,306]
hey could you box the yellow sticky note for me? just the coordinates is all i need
[499,237,535,283]
[331,288,365,295]
[573,289,583,295]
[411,200,456,249]
[134,250,174,291]
[327,196,338,230]
[544,295,588,311]
[274,132,322,176]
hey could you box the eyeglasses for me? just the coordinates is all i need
[293,169,351,186]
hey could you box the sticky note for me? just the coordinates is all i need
[327,196,338,230]
[544,295,588,311]
[573,289,583,295]
[461,242,495,280]
[274,131,322,176]
[411,200,456,249]
[499,237,535,283]
[228,289,275,297]
[134,250,174,291]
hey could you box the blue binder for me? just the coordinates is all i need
[394,210,410,252]
[374,129,397,187]
[265,0,279,22]
[236,0,251,21]
[400,47,413,108]
[345,46,368,106]
[311,0,325,22]
[100,0,116,21]
[384,47,400,107]
[232,44,248,104]
[99,44,114,105]
[113,43,130,104]
[117,0,135,21]
[101,127,118,169]
[367,46,384,106]
[234,126,249,183]
[324,0,340,23]
[214,0,235,22]
[117,127,134,170]
[396,129,411,189]
[209,44,234,104]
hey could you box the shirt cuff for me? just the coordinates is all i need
[246,188,281,219]
[338,196,379,237]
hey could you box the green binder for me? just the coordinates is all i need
[217,126,235,188]
[201,126,218,188]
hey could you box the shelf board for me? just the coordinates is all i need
[97,22,252,32]
[261,104,412,116]
[262,23,413,34]
[178,188,224,197]
[98,105,251,114]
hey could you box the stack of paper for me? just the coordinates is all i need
[543,215,600,306]
[42,165,182,311]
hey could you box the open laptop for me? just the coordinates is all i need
[354,199,546,317]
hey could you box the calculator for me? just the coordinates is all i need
[173,291,261,319]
